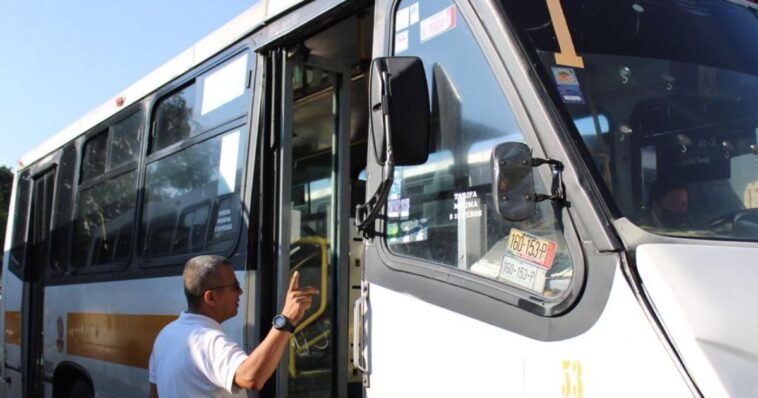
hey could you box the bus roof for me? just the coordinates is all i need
[17,0,305,171]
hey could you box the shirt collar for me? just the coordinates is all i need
[178,311,223,331]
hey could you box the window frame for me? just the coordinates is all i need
[147,49,253,158]
[365,0,594,327]
[138,46,253,268]
[69,105,144,274]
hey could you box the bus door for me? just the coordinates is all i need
[22,166,56,397]
[266,48,354,398]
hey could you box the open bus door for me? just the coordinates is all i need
[263,45,355,398]
[22,166,56,397]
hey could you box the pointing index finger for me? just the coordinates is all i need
[289,271,300,292]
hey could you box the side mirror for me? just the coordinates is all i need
[492,142,537,221]
[370,56,430,166]
[356,57,430,237]
[492,142,566,222]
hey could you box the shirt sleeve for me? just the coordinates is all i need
[205,332,249,393]
[148,349,157,384]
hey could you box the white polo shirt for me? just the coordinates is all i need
[149,312,248,398]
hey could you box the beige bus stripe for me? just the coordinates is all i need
[4,311,21,346]
[67,313,176,369]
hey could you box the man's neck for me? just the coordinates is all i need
[187,307,223,323]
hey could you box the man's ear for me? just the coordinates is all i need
[203,290,216,307]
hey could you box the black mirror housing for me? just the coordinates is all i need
[492,142,537,221]
[370,56,430,166]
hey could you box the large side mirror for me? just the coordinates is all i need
[370,56,430,166]
[356,57,430,237]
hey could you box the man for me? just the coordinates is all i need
[148,255,318,397]
[649,182,689,229]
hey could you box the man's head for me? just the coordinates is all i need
[650,182,689,228]
[183,255,242,323]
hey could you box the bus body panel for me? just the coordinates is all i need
[38,271,248,396]
[364,270,690,397]
[637,244,758,397]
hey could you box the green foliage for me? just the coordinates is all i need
[0,165,12,247]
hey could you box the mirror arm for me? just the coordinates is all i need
[532,158,565,203]
[356,71,395,239]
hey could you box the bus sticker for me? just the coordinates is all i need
[420,5,456,43]
[201,53,248,115]
[505,228,557,270]
[396,6,410,31]
[395,30,409,54]
[552,67,585,104]
[387,218,428,244]
[410,3,420,25]
[388,197,410,219]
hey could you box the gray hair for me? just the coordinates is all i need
[183,255,232,308]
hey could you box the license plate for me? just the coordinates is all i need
[499,256,547,293]
[505,229,557,270]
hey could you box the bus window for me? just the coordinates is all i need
[72,109,143,268]
[9,171,31,276]
[504,0,758,241]
[141,129,244,259]
[81,130,108,182]
[108,110,142,169]
[386,0,576,300]
[151,52,251,153]
[71,171,137,268]
[49,145,77,273]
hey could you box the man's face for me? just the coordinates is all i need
[212,265,242,322]
[656,188,689,228]
[660,188,688,214]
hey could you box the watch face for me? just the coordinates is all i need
[274,315,286,328]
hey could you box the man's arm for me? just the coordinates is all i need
[234,271,318,390]
[148,383,158,398]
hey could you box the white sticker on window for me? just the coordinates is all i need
[449,191,482,220]
[217,131,240,196]
[388,219,428,244]
[396,6,410,31]
[214,208,234,236]
[201,54,248,116]
[388,198,410,219]
[420,5,457,43]
[410,3,420,25]
[395,30,409,54]
[498,255,547,293]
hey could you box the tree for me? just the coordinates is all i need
[0,165,12,249]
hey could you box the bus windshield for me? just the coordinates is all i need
[502,0,758,241]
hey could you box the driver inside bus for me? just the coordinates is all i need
[648,181,690,229]
[148,255,318,397]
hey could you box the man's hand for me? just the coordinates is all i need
[281,271,319,325]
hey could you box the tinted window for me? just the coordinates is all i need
[81,110,143,183]
[9,171,30,272]
[502,0,758,241]
[71,171,137,267]
[387,0,575,299]
[151,52,251,153]
[82,131,107,182]
[142,130,244,258]
[49,145,77,272]
[108,111,142,169]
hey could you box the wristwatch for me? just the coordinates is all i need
[272,314,295,333]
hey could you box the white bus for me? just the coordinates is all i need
[3,0,758,396]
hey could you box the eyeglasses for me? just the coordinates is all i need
[207,281,242,293]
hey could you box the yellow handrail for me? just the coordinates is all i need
[288,236,329,378]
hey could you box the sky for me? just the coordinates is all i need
[0,1,259,170]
